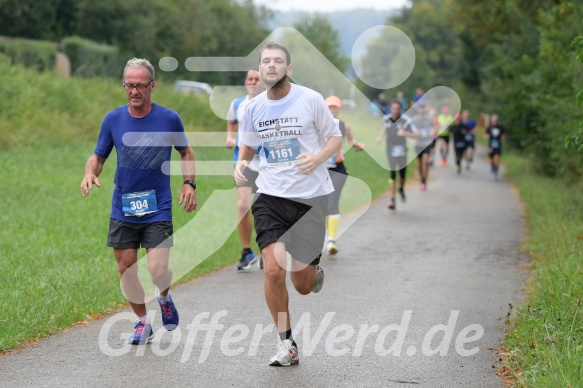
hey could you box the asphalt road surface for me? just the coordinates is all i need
[0,147,527,387]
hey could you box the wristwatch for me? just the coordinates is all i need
[183,179,196,190]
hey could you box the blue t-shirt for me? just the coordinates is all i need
[94,103,188,223]
[461,119,476,139]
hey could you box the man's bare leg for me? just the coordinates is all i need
[262,242,290,333]
[114,248,146,317]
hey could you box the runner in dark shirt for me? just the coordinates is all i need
[484,114,507,181]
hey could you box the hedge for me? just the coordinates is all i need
[61,36,119,78]
[0,38,57,70]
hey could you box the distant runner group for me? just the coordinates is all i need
[373,91,507,210]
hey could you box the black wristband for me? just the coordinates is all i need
[183,179,196,190]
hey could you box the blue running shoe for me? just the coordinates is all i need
[237,249,257,271]
[156,289,179,330]
[128,320,153,345]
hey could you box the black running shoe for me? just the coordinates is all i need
[399,188,406,203]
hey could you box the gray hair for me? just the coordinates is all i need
[123,58,155,82]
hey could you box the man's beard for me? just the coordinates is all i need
[264,74,287,89]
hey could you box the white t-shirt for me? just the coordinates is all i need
[239,83,341,199]
[227,95,261,170]
[227,96,252,147]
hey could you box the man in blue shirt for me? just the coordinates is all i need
[412,87,425,103]
[80,58,197,345]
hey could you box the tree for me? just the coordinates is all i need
[0,0,57,40]
[355,0,461,102]
[450,0,583,182]
[391,0,463,88]
[74,0,181,61]
[170,0,271,85]
[278,26,352,98]
[355,25,434,101]
[564,35,583,154]
[293,15,348,73]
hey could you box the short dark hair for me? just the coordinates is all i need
[259,42,291,65]
[390,100,402,108]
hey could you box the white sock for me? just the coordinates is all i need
[158,291,169,304]
[138,315,149,323]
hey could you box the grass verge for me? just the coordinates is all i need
[502,152,583,386]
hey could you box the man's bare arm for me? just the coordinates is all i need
[80,155,106,197]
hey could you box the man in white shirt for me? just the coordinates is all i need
[234,42,342,367]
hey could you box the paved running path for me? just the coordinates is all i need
[0,147,527,387]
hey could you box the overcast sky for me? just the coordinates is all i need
[253,0,408,12]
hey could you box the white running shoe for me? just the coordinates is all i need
[269,339,299,366]
[312,264,325,293]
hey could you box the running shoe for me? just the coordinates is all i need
[420,182,427,191]
[312,264,325,293]
[237,249,257,271]
[156,289,179,330]
[441,159,447,166]
[327,240,338,255]
[269,339,299,367]
[457,165,462,174]
[388,198,396,210]
[128,320,153,345]
[399,188,406,203]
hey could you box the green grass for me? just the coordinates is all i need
[0,64,391,352]
[502,152,583,386]
[0,61,224,148]
[0,141,247,351]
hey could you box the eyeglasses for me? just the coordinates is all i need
[122,81,152,92]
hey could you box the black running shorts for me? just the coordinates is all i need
[251,193,327,265]
[416,144,432,158]
[438,135,450,144]
[489,147,502,156]
[107,218,173,249]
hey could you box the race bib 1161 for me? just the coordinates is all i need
[263,138,301,167]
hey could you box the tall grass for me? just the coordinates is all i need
[503,153,583,386]
[0,61,224,148]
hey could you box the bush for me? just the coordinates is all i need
[61,36,119,78]
[0,38,57,70]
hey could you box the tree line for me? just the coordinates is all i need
[1,0,581,182]
[0,0,271,84]
[357,0,582,184]
[0,0,349,86]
